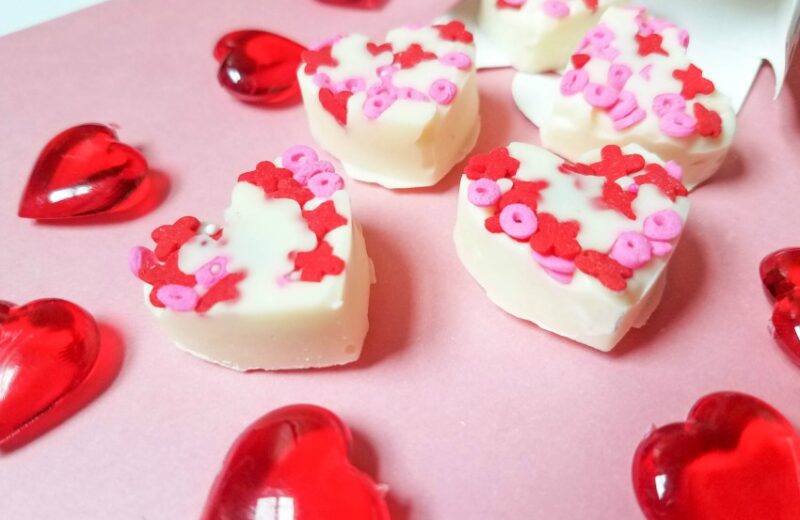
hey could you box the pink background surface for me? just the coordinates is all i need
[1,1,800,518]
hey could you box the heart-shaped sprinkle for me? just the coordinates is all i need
[18,124,149,220]
[319,88,353,126]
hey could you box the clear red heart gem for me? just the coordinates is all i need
[760,248,800,301]
[202,404,390,520]
[214,30,307,106]
[0,299,100,444]
[632,392,800,520]
[18,124,149,220]
[771,290,800,365]
[315,0,387,8]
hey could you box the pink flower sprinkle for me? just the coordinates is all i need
[195,256,229,288]
[613,108,646,131]
[584,24,615,47]
[609,231,652,269]
[608,91,638,120]
[652,93,686,117]
[294,160,335,185]
[307,171,344,198]
[440,52,473,70]
[560,69,589,96]
[643,209,683,241]
[468,178,501,207]
[282,145,318,173]
[583,83,619,108]
[607,64,633,91]
[363,92,396,119]
[157,284,199,312]
[129,246,156,277]
[660,110,697,138]
[429,79,458,105]
[499,203,538,240]
[542,0,570,18]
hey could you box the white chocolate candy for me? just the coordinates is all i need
[477,0,628,72]
[130,147,372,371]
[454,142,689,351]
[297,22,480,189]
[539,7,735,190]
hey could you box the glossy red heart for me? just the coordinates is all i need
[202,404,390,520]
[0,299,100,444]
[319,88,353,126]
[18,124,149,220]
[315,0,387,8]
[760,248,800,301]
[632,392,800,520]
[214,30,307,106]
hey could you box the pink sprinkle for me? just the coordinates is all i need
[376,65,398,79]
[429,79,458,105]
[613,108,646,131]
[609,231,652,269]
[647,18,674,33]
[276,273,293,288]
[307,171,344,198]
[639,64,653,81]
[678,29,690,48]
[531,250,576,274]
[583,83,619,108]
[468,178,501,207]
[586,45,620,61]
[560,69,589,96]
[337,77,367,93]
[608,91,638,120]
[650,240,674,257]
[363,92,396,119]
[157,285,199,312]
[664,160,684,180]
[129,246,156,277]
[367,80,395,98]
[396,87,428,101]
[643,209,683,241]
[584,24,615,47]
[660,110,697,138]
[294,160,335,185]
[607,64,632,91]
[195,256,229,288]
[282,145,318,173]
[499,203,538,240]
[542,0,570,18]
[627,183,640,193]
[544,270,574,284]
[440,52,473,70]
[313,73,333,89]
[652,93,686,117]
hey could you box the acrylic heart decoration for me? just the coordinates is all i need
[214,30,307,106]
[201,404,390,520]
[632,392,800,520]
[760,248,800,301]
[18,124,149,220]
[0,299,100,444]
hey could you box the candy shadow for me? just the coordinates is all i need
[701,146,747,187]
[350,427,412,520]
[33,168,171,226]
[610,227,708,357]
[0,322,125,453]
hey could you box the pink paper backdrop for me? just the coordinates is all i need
[1,1,800,518]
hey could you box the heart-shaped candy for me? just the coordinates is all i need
[130,145,372,371]
[632,392,800,520]
[0,299,100,444]
[18,124,149,220]
[214,30,307,106]
[454,142,689,351]
[202,404,390,520]
[477,0,626,72]
[538,7,735,189]
[297,21,480,188]
[760,248,800,302]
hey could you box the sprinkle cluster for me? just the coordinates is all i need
[130,146,349,312]
[496,0,599,16]
[301,21,474,126]
[465,145,687,291]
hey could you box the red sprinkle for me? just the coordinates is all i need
[366,42,393,56]
[465,147,520,181]
[319,87,353,126]
[498,179,549,212]
[196,272,247,313]
[137,253,197,308]
[583,0,598,11]
[302,200,348,241]
[529,213,582,260]
[673,64,715,100]
[589,145,646,181]
[151,216,201,261]
[301,45,338,75]
[601,181,637,220]
[434,20,474,43]
[571,53,591,69]
[496,0,523,8]
[635,33,668,57]
[393,44,437,69]
[694,103,723,138]
[239,161,294,192]
[635,164,689,201]
[293,241,345,282]
[271,178,314,206]
[575,250,633,291]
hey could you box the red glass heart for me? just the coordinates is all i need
[18,124,149,220]
[0,299,100,444]
[632,392,800,520]
[771,290,800,366]
[315,0,387,7]
[202,404,390,520]
[760,248,800,301]
[214,30,307,106]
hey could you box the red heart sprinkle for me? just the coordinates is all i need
[214,30,307,106]
[319,88,353,126]
[571,53,591,69]
[694,102,723,138]
[760,248,800,301]
[201,404,390,520]
[18,124,149,220]
[633,392,800,520]
[0,299,100,445]
[366,42,393,56]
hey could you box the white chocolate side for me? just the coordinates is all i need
[453,143,689,351]
[539,7,736,189]
[143,181,372,371]
[477,0,628,73]
[298,27,480,189]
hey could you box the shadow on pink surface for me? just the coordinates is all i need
[0,321,125,453]
[350,427,412,520]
